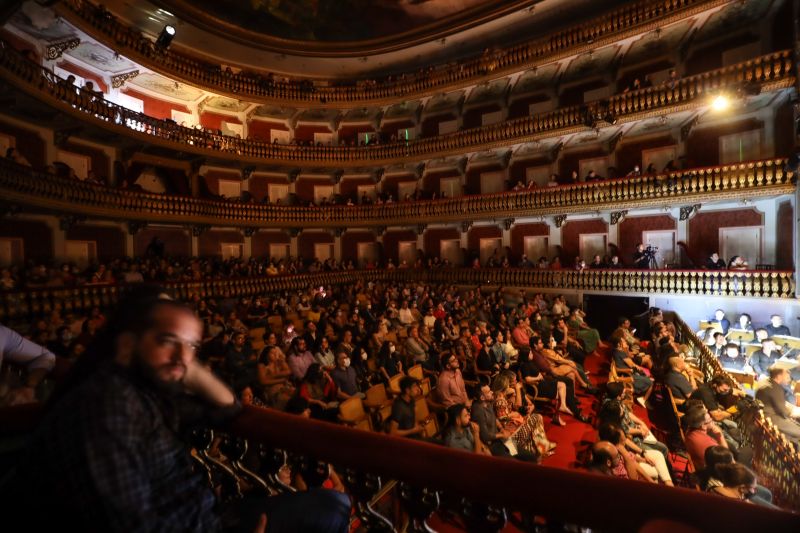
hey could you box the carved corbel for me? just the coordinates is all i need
[680,115,700,142]
[54,127,82,147]
[241,166,256,180]
[549,142,563,162]
[329,227,345,238]
[242,227,257,237]
[414,163,426,179]
[288,168,301,183]
[503,218,515,231]
[374,226,386,236]
[679,204,701,221]
[110,70,139,89]
[127,221,147,235]
[460,221,473,233]
[553,214,568,228]
[610,210,628,225]
[45,38,80,60]
[415,224,427,235]
[604,131,623,153]
[372,168,385,184]
[287,228,302,237]
[331,169,344,184]
[191,224,210,237]
[59,215,85,231]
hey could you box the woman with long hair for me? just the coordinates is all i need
[491,370,555,460]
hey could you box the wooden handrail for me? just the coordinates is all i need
[0,158,794,228]
[0,267,794,324]
[0,40,794,168]
[674,317,800,509]
[57,0,731,107]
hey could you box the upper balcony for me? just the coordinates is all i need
[0,39,794,170]
[53,0,732,107]
[0,157,793,229]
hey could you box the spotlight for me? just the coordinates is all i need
[711,94,730,112]
[155,25,175,49]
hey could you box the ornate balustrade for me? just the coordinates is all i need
[0,158,793,228]
[0,41,794,168]
[674,317,800,510]
[1,267,794,324]
[58,0,730,107]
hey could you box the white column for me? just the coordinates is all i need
[333,235,342,262]
[289,235,299,257]
[242,235,252,261]
[125,232,134,257]
[191,235,199,257]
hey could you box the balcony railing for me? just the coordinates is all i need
[0,41,794,168]
[0,158,794,229]
[674,317,800,510]
[58,0,730,106]
[0,267,794,324]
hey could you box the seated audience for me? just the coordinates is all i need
[755,368,800,446]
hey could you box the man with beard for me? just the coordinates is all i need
[8,287,350,532]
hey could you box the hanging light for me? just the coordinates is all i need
[155,25,176,49]
[711,94,730,112]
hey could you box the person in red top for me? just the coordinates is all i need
[297,363,339,422]
[684,405,727,470]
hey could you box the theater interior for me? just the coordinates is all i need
[0,0,799,530]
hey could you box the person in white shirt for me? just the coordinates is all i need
[398,300,416,327]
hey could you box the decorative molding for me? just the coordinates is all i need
[680,115,700,141]
[415,224,427,235]
[679,204,701,221]
[287,228,302,237]
[45,38,80,61]
[553,214,567,228]
[604,131,624,153]
[460,221,473,233]
[110,70,139,89]
[241,166,256,180]
[372,168,385,184]
[502,218,515,231]
[127,220,147,235]
[610,210,628,225]
[288,168,301,183]
[330,227,345,238]
[374,226,386,236]
[331,169,344,184]
[54,127,82,147]
[191,224,210,236]
[59,214,85,231]
[242,227,257,237]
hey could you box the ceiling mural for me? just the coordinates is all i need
[562,45,620,83]
[10,1,77,42]
[296,108,340,122]
[64,42,138,74]
[341,107,381,123]
[623,21,694,67]
[514,138,562,157]
[696,0,774,40]
[204,96,249,112]
[384,101,421,119]
[425,90,465,114]
[128,72,204,101]
[467,78,509,104]
[252,105,297,119]
[513,64,560,95]
[156,0,492,42]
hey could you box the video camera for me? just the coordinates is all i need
[642,245,659,258]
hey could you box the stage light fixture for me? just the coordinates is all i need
[156,25,176,49]
[711,94,730,112]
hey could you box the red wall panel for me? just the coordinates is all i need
[252,231,290,258]
[381,120,415,136]
[382,230,417,263]
[133,228,191,258]
[0,120,46,169]
[247,120,289,142]
[423,228,460,258]
[66,225,125,263]
[121,89,189,120]
[57,60,108,93]
[617,215,676,265]
[298,232,333,260]
[687,208,763,265]
[199,112,241,132]
[467,225,502,256]
[509,158,551,183]
[203,169,240,196]
[338,125,376,144]
[776,201,793,270]
[466,164,504,195]
[508,94,549,119]
[510,223,550,259]
[560,218,608,265]
[61,141,110,181]
[685,119,762,168]
[341,231,376,263]
[615,136,676,175]
[382,175,418,199]
[0,219,52,263]
[422,170,459,195]
[294,124,332,142]
[295,177,333,203]
[462,104,501,130]
[559,149,606,177]
[421,113,457,138]
[340,178,375,200]
[198,230,243,258]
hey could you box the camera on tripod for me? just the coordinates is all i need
[642,245,659,259]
